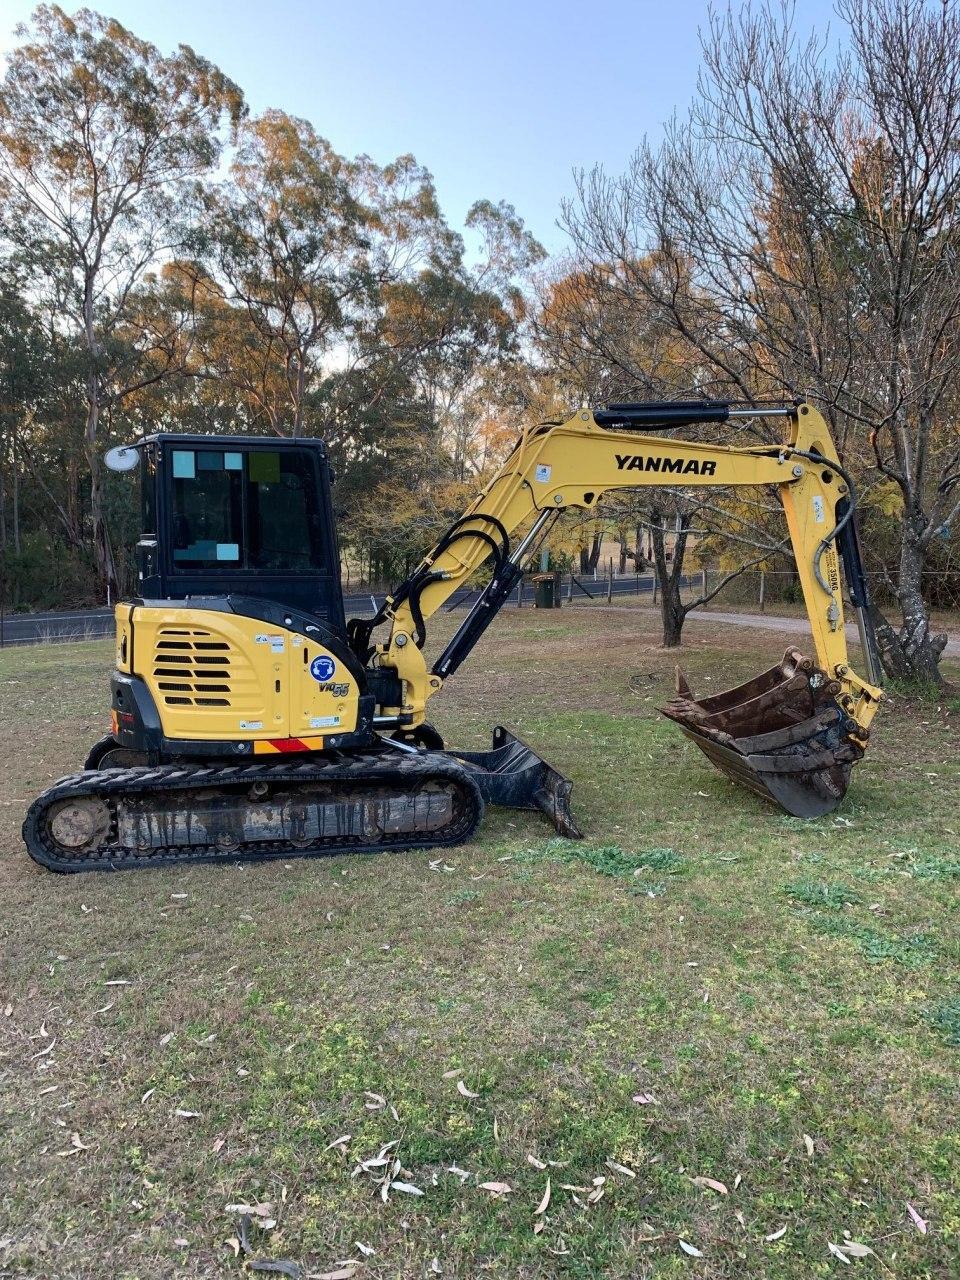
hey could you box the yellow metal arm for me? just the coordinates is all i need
[375,401,882,733]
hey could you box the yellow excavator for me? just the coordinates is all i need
[23,399,883,872]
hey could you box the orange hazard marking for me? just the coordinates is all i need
[253,736,325,755]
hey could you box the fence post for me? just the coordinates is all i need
[607,558,614,603]
[517,580,523,608]
[759,569,766,614]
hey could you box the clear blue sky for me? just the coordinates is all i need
[0,0,839,254]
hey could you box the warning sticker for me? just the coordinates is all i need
[812,495,826,524]
[309,715,341,729]
[239,720,263,730]
[535,464,552,483]
[255,633,285,652]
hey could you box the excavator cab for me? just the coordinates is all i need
[135,434,347,626]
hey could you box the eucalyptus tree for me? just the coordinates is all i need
[0,5,244,588]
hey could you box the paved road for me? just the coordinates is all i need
[682,606,960,658]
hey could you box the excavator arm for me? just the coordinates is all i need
[363,400,883,744]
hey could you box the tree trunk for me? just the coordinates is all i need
[634,523,645,572]
[581,530,602,574]
[85,396,116,594]
[651,508,690,647]
[12,456,20,555]
[874,517,947,685]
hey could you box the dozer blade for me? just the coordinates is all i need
[660,648,866,818]
[450,726,582,838]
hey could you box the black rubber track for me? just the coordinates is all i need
[22,748,484,874]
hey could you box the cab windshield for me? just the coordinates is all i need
[169,447,323,572]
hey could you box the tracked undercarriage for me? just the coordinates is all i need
[22,749,483,873]
[22,728,579,873]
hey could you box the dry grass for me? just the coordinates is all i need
[1,607,959,1279]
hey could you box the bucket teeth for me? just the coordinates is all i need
[660,648,863,818]
[675,666,693,698]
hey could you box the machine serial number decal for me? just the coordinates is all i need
[310,715,341,729]
[255,633,285,652]
[240,720,263,730]
[615,454,717,476]
[310,655,337,682]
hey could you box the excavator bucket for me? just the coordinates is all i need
[451,726,582,838]
[660,648,866,818]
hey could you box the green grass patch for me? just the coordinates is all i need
[784,879,863,909]
[1,609,958,1278]
[518,838,686,881]
[929,998,960,1047]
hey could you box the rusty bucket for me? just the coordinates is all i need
[660,648,865,818]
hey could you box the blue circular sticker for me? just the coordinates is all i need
[310,655,336,682]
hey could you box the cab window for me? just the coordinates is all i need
[169,448,323,572]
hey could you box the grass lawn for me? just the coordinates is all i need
[1,607,959,1279]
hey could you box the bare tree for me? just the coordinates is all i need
[563,0,960,683]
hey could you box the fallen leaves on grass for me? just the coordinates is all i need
[534,1178,551,1216]
[632,1092,658,1106]
[691,1175,728,1195]
[479,1181,511,1197]
[827,1241,851,1264]
[56,1132,90,1157]
[226,1201,274,1220]
[678,1239,704,1257]
[840,1242,876,1259]
[605,1159,636,1178]
[906,1203,928,1234]
[309,1265,361,1280]
[456,1080,479,1099]
[362,1092,385,1111]
[174,1108,200,1119]
[803,1133,815,1158]
[764,1226,787,1242]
